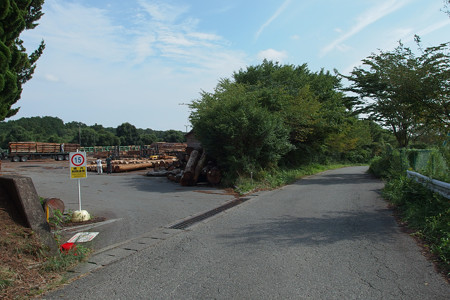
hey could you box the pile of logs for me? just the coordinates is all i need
[165,148,221,186]
[87,158,179,173]
[87,148,222,186]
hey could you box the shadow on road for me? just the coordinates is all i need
[122,174,231,195]
[294,172,379,186]
[218,209,397,247]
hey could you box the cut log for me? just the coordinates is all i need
[207,167,222,185]
[113,162,154,172]
[180,150,199,186]
[146,170,169,177]
[167,173,176,181]
[193,151,207,183]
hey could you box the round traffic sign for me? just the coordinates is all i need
[71,153,85,167]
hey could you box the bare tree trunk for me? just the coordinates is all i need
[180,150,199,186]
[193,151,207,183]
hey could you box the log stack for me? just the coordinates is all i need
[167,148,221,186]
[87,158,175,173]
[86,149,222,186]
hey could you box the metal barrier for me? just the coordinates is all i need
[407,170,450,199]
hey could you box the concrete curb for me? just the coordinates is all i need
[63,191,266,281]
[65,227,184,280]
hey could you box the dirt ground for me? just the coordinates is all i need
[0,159,106,299]
[0,194,62,299]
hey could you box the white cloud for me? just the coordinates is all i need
[416,19,450,38]
[255,0,292,40]
[335,44,352,53]
[16,0,248,130]
[138,0,189,22]
[44,74,59,82]
[128,1,242,72]
[257,49,288,62]
[320,0,411,56]
[34,0,127,62]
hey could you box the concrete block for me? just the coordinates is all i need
[122,241,151,251]
[88,253,121,266]
[0,175,58,255]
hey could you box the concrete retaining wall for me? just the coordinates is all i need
[0,175,58,254]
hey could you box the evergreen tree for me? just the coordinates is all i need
[0,0,45,121]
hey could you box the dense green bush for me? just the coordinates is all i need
[190,80,294,183]
[190,61,388,183]
[424,149,449,182]
[372,145,450,276]
[383,177,449,275]
[369,146,449,182]
[368,147,408,179]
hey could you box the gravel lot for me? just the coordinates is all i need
[0,159,236,251]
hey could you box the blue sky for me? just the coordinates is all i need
[12,0,450,131]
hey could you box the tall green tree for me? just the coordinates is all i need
[233,60,351,164]
[189,79,293,181]
[0,0,45,121]
[116,122,141,145]
[341,38,450,147]
[161,129,185,143]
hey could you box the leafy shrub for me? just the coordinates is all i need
[424,149,449,182]
[42,244,91,272]
[368,148,408,179]
[383,176,450,275]
[190,80,294,183]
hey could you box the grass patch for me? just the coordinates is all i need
[234,163,353,194]
[0,267,15,291]
[0,203,94,299]
[42,244,92,272]
[383,176,450,277]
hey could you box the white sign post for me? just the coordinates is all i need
[69,151,87,213]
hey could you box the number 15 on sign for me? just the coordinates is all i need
[69,151,87,212]
[70,152,87,179]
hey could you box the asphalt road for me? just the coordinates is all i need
[43,166,449,299]
[0,160,236,251]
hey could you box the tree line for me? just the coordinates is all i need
[190,42,448,183]
[1,0,448,185]
[0,116,186,149]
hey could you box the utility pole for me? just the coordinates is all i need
[78,123,81,146]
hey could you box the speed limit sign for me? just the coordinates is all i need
[69,152,87,179]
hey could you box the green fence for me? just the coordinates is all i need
[400,148,448,182]
[80,145,143,152]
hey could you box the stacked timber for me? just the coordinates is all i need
[8,142,79,153]
[9,142,39,153]
[85,149,221,186]
[64,143,80,152]
[166,148,221,186]
[87,158,176,173]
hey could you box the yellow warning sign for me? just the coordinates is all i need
[70,166,87,179]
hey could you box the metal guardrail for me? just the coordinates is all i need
[406,170,450,199]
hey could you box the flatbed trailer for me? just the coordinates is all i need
[8,142,80,162]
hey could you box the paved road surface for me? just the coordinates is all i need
[44,166,449,299]
[0,160,236,251]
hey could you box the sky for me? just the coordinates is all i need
[11,0,450,131]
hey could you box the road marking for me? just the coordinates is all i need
[56,218,123,233]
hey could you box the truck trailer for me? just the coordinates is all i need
[8,142,80,162]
